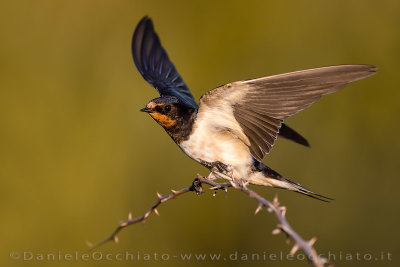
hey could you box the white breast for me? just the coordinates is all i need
[179,105,253,179]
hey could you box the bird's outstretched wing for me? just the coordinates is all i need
[132,16,198,109]
[199,65,377,161]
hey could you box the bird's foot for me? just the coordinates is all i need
[190,177,203,195]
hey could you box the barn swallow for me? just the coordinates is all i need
[132,16,376,201]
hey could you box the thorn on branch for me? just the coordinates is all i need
[272,228,281,235]
[254,203,263,215]
[154,208,160,216]
[309,237,317,246]
[280,206,287,217]
[290,244,300,256]
[273,194,279,206]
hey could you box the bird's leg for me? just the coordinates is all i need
[203,171,232,197]
[206,171,217,181]
[213,171,233,181]
[208,161,233,181]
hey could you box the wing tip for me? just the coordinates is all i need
[320,64,377,80]
[364,64,378,72]
[359,64,378,75]
[138,15,152,27]
[348,64,377,82]
[132,16,155,71]
[279,124,311,148]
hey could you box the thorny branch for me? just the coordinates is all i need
[88,174,330,267]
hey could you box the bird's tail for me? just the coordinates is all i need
[249,160,333,202]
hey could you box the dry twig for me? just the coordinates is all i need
[88,174,329,266]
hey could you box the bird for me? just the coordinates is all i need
[131,16,376,201]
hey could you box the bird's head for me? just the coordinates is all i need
[140,96,192,129]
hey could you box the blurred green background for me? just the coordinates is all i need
[1,0,399,266]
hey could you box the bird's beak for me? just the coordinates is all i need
[140,107,153,113]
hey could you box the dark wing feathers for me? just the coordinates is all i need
[201,65,376,161]
[132,16,198,109]
[279,124,310,147]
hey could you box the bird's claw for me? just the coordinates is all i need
[191,178,203,195]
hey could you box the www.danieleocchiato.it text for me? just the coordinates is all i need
[9,250,392,262]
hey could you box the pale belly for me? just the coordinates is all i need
[179,126,253,180]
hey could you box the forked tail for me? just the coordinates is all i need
[250,160,333,202]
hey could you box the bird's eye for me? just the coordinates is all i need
[155,105,163,113]
[165,105,171,112]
